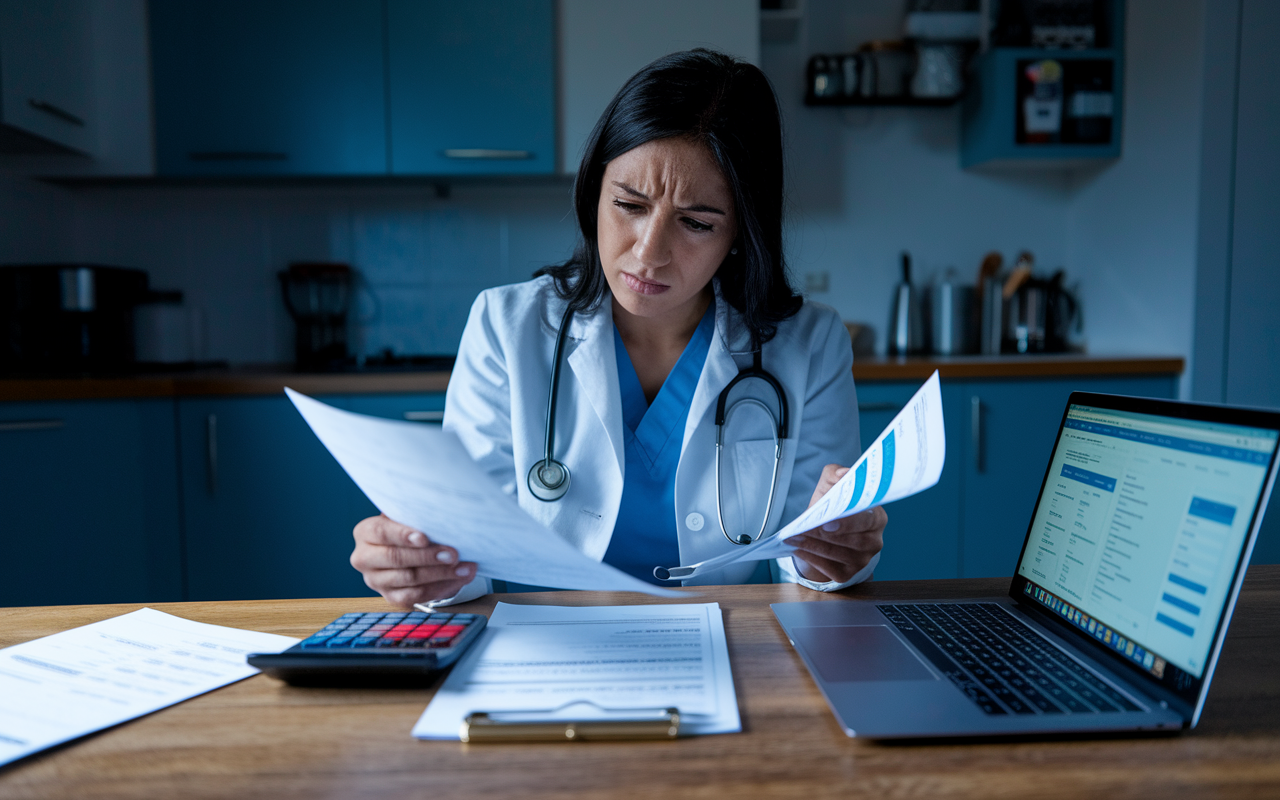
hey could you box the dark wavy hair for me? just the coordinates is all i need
[535,48,801,345]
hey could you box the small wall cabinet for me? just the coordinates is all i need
[0,0,95,154]
[961,0,1125,168]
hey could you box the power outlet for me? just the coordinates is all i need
[804,271,830,294]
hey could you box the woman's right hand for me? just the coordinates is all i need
[350,515,477,607]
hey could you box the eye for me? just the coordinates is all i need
[612,199,643,213]
[682,217,714,233]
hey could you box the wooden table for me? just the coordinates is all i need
[2,569,1277,799]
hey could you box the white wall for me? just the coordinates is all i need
[769,0,1208,391]
[1065,0,1206,397]
[0,172,74,263]
[67,182,579,363]
[766,0,1073,351]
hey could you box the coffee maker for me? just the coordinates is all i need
[279,262,352,370]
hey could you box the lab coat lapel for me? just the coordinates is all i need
[683,289,752,452]
[565,302,626,477]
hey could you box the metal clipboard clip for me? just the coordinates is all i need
[460,704,681,743]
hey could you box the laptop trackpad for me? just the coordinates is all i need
[792,625,936,683]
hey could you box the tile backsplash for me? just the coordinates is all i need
[66,182,580,363]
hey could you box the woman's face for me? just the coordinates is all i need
[596,137,738,326]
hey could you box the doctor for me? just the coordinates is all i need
[350,49,887,607]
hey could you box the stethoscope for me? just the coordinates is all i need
[527,305,789,547]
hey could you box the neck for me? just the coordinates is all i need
[612,286,713,352]
[612,287,713,403]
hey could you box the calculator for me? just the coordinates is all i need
[247,610,487,687]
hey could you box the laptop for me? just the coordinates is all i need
[772,391,1280,738]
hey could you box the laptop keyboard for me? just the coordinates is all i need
[878,603,1143,716]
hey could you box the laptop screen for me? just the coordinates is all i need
[1015,402,1278,685]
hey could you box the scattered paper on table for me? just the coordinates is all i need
[0,608,297,767]
[413,602,739,739]
[286,389,682,597]
[662,371,946,577]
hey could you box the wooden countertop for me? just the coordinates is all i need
[0,355,1183,402]
[1,569,1276,799]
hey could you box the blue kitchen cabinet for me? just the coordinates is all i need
[0,0,95,154]
[387,0,555,175]
[958,375,1178,578]
[177,395,377,601]
[855,380,965,581]
[149,0,387,176]
[0,399,182,607]
[344,392,446,424]
[851,373,1178,582]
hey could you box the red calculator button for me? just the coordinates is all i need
[405,630,433,638]
[434,625,464,638]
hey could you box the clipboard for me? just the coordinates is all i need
[460,707,681,742]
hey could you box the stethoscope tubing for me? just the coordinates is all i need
[529,304,789,551]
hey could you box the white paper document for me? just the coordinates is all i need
[0,608,297,767]
[662,371,946,578]
[413,602,739,739]
[286,388,682,597]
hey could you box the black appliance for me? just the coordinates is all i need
[0,264,151,374]
[279,262,353,370]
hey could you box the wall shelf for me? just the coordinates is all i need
[961,1,1126,169]
[804,94,960,108]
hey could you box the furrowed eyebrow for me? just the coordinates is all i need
[610,181,726,216]
[612,182,649,200]
[676,203,726,216]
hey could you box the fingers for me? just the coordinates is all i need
[351,514,476,608]
[808,464,851,506]
[791,506,888,583]
[352,514,461,570]
[354,513,430,548]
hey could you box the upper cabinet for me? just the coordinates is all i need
[149,0,556,178]
[149,0,388,176]
[387,0,554,176]
[0,0,95,154]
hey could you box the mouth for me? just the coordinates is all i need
[621,272,670,295]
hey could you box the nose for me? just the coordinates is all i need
[632,213,673,268]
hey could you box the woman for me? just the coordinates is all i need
[351,49,887,607]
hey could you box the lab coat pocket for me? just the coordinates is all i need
[731,438,778,539]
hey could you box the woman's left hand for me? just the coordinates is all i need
[788,464,887,584]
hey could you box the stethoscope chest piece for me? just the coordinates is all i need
[528,459,571,501]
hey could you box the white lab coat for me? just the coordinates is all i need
[438,275,879,603]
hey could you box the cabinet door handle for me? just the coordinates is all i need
[971,396,984,474]
[403,410,445,423]
[442,149,533,160]
[857,402,900,413]
[0,418,64,432]
[28,98,85,126]
[206,414,218,496]
[188,151,288,162]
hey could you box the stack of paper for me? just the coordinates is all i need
[0,608,297,766]
[413,602,739,738]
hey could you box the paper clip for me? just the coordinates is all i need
[460,707,680,742]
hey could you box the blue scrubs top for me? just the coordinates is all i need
[602,305,716,585]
